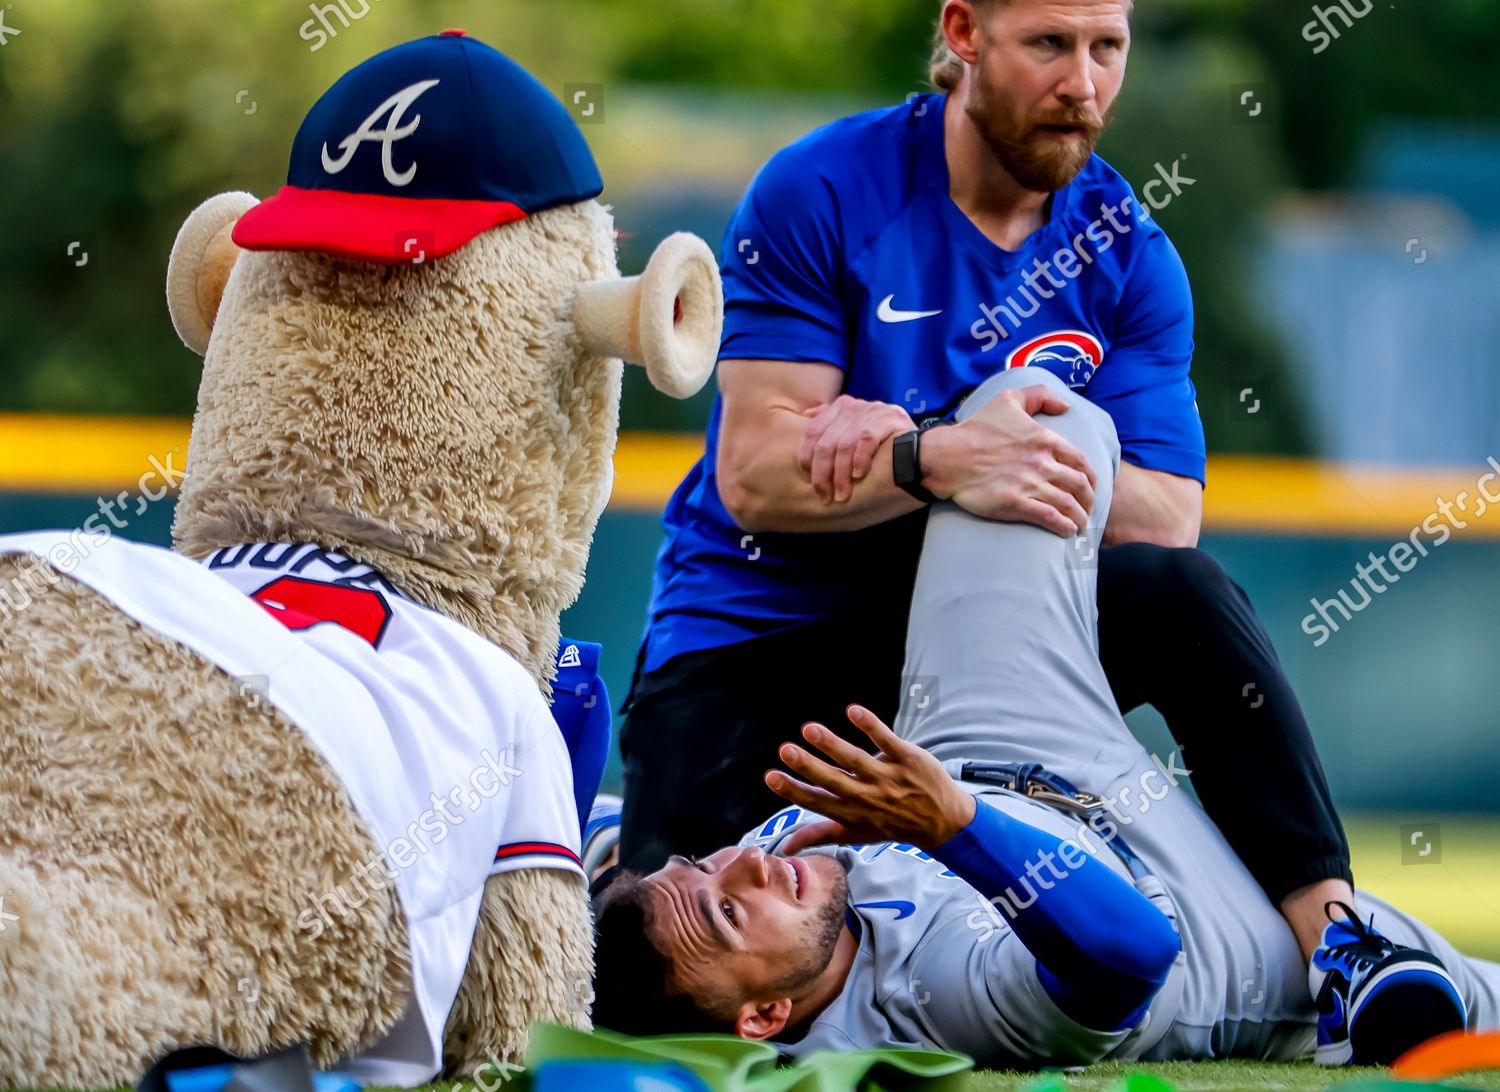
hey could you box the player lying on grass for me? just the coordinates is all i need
[591,369,1499,1069]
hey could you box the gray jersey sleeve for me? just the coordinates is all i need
[907,906,1131,1066]
[740,799,1143,1067]
[737,804,826,853]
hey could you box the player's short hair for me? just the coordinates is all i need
[591,870,738,1036]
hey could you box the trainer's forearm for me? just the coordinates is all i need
[718,406,924,533]
[932,798,1179,1031]
[1103,462,1202,547]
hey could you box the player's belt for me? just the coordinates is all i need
[957,761,1156,884]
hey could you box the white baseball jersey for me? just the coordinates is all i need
[0,532,583,1088]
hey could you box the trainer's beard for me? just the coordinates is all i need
[968,65,1108,193]
[770,862,851,995]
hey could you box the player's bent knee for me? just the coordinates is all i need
[962,364,1072,413]
[961,368,1119,461]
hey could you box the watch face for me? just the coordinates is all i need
[894,430,931,501]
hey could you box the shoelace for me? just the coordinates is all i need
[1322,899,1398,968]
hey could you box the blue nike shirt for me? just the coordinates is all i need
[639,93,1204,674]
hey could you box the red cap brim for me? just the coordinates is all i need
[231,186,527,265]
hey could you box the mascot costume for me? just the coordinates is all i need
[0,31,721,1089]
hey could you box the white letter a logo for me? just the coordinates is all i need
[321,79,440,187]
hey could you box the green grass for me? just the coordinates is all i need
[393,1064,1500,1091]
[397,1068,1500,1091]
[962,1062,1500,1089]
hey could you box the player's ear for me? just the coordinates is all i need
[166,192,259,356]
[734,997,792,1040]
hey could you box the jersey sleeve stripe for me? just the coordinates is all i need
[493,841,581,866]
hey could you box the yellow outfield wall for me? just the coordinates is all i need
[3,413,1500,538]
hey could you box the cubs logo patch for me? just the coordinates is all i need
[1005,330,1104,390]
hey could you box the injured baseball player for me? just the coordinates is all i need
[591,367,1500,1068]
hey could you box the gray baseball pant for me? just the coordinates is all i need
[894,367,1500,1059]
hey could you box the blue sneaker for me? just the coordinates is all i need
[1309,900,1467,1066]
[582,793,623,879]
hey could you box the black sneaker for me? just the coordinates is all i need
[1308,900,1467,1065]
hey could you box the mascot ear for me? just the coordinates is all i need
[166,192,259,356]
[573,232,723,399]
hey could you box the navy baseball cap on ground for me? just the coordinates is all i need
[233,30,603,264]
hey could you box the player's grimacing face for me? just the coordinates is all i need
[644,845,848,1016]
[965,0,1130,192]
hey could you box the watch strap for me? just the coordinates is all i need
[893,428,939,505]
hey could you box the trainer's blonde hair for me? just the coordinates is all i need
[928,0,1133,93]
[928,0,1001,92]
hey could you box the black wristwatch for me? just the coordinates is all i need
[892,418,951,505]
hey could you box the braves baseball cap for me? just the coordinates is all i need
[233,30,603,264]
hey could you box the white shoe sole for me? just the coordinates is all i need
[1315,1039,1353,1066]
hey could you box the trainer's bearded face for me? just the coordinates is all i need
[643,845,848,1035]
[961,0,1130,193]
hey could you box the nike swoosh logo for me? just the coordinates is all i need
[876,295,942,324]
[853,900,917,920]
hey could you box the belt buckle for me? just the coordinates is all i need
[1025,784,1094,821]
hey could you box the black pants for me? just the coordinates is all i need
[619,543,1352,905]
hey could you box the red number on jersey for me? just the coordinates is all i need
[250,576,393,647]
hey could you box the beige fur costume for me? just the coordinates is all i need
[0,144,720,1092]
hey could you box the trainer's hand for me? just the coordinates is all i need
[798,396,916,504]
[921,385,1096,536]
[766,704,976,855]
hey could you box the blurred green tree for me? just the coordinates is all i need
[1,0,1495,456]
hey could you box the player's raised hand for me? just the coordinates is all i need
[921,384,1096,536]
[798,395,916,504]
[767,704,976,854]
